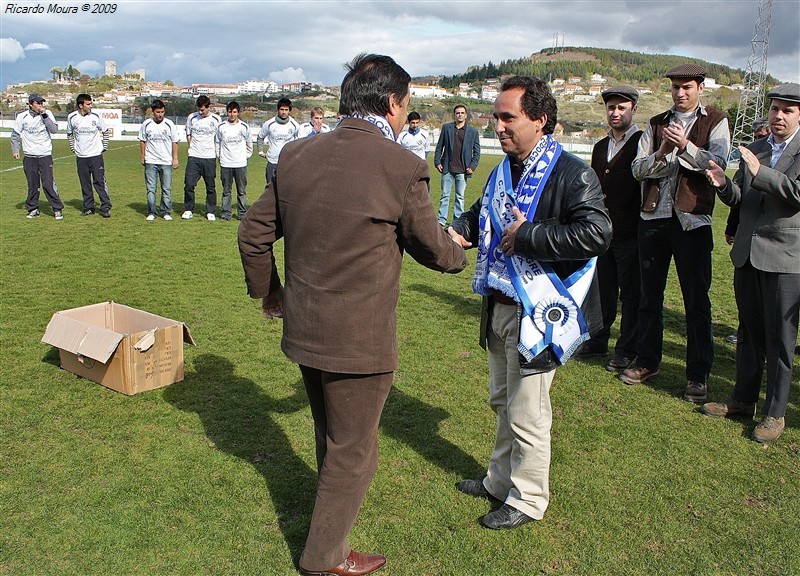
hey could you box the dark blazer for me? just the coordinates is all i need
[434,122,481,175]
[238,118,467,374]
[719,134,800,273]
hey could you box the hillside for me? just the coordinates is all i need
[436,46,782,88]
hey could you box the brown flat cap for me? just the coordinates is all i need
[766,83,800,104]
[602,85,639,104]
[665,64,707,80]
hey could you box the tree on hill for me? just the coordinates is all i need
[49,67,62,82]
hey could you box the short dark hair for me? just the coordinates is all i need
[76,93,92,106]
[453,104,467,114]
[196,95,211,108]
[500,76,557,135]
[226,101,240,113]
[339,53,410,117]
[277,97,292,110]
[407,111,421,122]
[151,99,165,111]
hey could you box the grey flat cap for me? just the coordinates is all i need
[766,83,800,104]
[602,85,639,104]
[665,64,707,80]
[28,93,46,103]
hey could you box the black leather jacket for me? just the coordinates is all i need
[451,151,612,374]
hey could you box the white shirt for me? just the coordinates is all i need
[186,111,222,159]
[66,111,108,158]
[257,116,301,163]
[138,118,179,165]
[768,127,799,168]
[216,120,253,168]
[397,128,429,160]
[12,109,57,156]
[297,121,331,139]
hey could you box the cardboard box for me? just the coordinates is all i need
[41,301,195,395]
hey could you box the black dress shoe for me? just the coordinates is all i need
[573,342,608,359]
[300,550,386,575]
[482,503,534,530]
[456,479,498,501]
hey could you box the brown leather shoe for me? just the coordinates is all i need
[701,399,756,419]
[753,416,785,444]
[300,550,386,576]
[619,365,659,385]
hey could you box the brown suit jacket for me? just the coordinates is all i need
[239,118,467,374]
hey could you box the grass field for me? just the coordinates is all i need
[1,139,798,576]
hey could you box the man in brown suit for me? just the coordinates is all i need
[238,53,466,576]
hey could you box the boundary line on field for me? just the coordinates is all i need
[0,143,139,173]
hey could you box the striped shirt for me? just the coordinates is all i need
[11,109,57,156]
[66,110,109,158]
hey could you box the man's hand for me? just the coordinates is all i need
[446,226,472,248]
[466,167,474,175]
[739,145,761,178]
[435,163,443,174]
[725,234,735,245]
[262,288,284,319]
[258,151,267,158]
[705,160,727,188]
[172,158,179,169]
[12,152,19,160]
[500,207,527,256]
[662,122,688,152]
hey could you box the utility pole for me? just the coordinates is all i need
[729,0,772,162]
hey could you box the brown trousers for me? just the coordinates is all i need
[298,366,393,571]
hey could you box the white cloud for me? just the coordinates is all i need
[269,67,306,84]
[74,60,102,73]
[171,52,185,60]
[24,42,50,51]
[0,38,25,63]
[103,45,114,50]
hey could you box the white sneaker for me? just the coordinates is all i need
[181,210,193,219]
[146,214,156,221]
[206,213,216,221]
[163,214,173,221]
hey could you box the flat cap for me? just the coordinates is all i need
[602,85,639,104]
[28,93,46,103]
[766,83,800,104]
[664,64,707,80]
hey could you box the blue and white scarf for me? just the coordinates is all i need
[349,113,396,141]
[473,135,596,365]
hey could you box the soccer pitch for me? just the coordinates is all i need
[1,140,798,575]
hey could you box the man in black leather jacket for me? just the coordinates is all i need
[447,76,611,529]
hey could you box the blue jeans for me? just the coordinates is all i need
[144,163,173,216]
[438,171,466,225]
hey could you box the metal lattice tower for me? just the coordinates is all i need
[729,0,773,162]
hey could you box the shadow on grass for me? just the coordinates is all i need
[406,283,481,318]
[382,386,484,479]
[163,353,316,568]
[41,347,60,367]
[128,201,152,216]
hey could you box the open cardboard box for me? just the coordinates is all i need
[42,301,195,395]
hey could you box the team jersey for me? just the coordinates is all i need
[66,110,108,158]
[138,117,179,165]
[186,111,222,159]
[257,116,301,163]
[11,109,57,156]
[216,120,253,168]
[297,122,331,139]
[397,129,429,160]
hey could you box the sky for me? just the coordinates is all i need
[1,0,798,92]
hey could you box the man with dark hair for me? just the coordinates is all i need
[215,101,252,221]
[183,95,221,220]
[239,53,466,575]
[67,93,112,218]
[434,104,481,225]
[623,64,730,403]
[257,97,300,184]
[138,99,179,221]
[448,76,611,529]
[397,111,428,160]
[11,93,64,220]
[575,86,642,371]
[702,83,800,443]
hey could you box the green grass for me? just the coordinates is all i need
[1,140,798,576]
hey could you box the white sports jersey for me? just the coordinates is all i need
[397,129,428,160]
[297,121,331,139]
[138,117,179,165]
[216,120,253,168]
[66,111,108,158]
[12,109,56,156]
[257,116,301,163]
[186,111,222,159]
